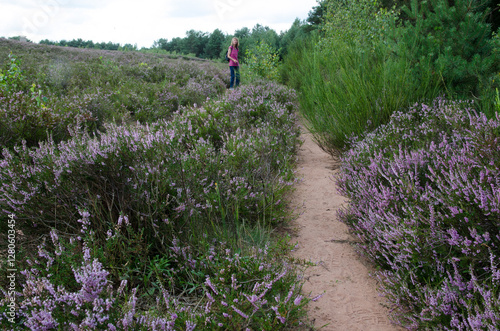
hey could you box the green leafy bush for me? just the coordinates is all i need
[244,41,281,82]
[0,53,23,92]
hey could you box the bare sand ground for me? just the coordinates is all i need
[290,125,401,331]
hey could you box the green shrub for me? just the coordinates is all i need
[0,53,24,92]
[285,0,440,154]
[244,41,281,82]
[395,0,500,115]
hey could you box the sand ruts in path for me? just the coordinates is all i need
[290,126,400,331]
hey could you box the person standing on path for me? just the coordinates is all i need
[227,37,240,90]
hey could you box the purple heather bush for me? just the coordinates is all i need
[0,48,228,148]
[0,82,298,233]
[0,217,309,330]
[336,98,500,330]
[0,87,129,148]
[0,81,309,329]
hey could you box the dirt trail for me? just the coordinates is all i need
[290,126,400,331]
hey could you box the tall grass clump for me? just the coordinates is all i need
[298,41,439,155]
[284,0,499,154]
[336,98,500,329]
[284,0,440,154]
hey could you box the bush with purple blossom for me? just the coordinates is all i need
[0,56,312,329]
[0,83,299,234]
[0,40,229,148]
[337,98,500,329]
[1,217,310,330]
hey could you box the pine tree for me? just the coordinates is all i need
[397,0,498,99]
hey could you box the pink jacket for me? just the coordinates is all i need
[228,46,238,67]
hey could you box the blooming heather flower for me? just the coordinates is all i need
[205,277,218,295]
[293,295,303,306]
[231,305,249,319]
[3,77,307,329]
[336,98,500,329]
[312,293,324,302]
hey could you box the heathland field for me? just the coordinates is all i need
[0,38,312,330]
[2,0,500,328]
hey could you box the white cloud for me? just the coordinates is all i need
[0,0,319,48]
[167,0,214,18]
[58,0,111,9]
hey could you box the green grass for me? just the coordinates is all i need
[285,37,441,155]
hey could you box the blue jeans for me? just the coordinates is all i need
[230,66,240,88]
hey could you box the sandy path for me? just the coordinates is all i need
[290,126,399,331]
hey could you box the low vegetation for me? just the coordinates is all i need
[2,0,500,328]
[284,0,500,329]
[0,39,313,330]
[337,99,500,329]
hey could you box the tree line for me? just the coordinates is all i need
[10,0,497,64]
[151,20,314,61]
[33,19,318,61]
[38,38,137,51]
[2,3,326,62]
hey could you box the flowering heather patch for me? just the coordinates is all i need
[0,221,308,330]
[0,81,308,329]
[0,87,125,148]
[0,82,299,232]
[336,98,500,329]
[0,42,228,148]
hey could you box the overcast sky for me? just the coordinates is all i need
[1,0,319,48]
